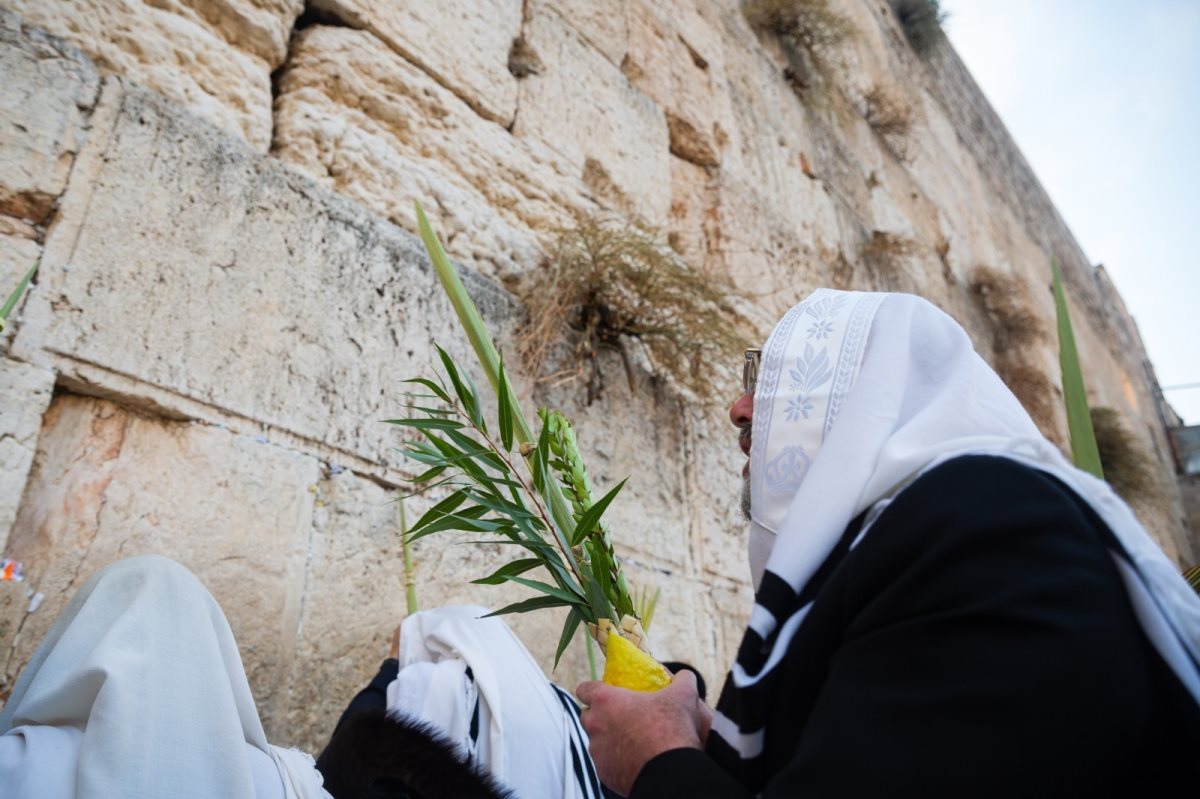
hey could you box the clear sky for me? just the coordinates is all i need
[940,0,1200,425]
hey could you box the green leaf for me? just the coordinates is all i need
[407,507,495,541]
[436,346,481,431]
[471,558,543,585]
[579,561,614,622]
[569,478,627,547]
[408,489,468,534]
[506,575,586,604]
[554,607,584,668]
[1052,260,1104,479]
[0,259,39,333]
[483,594,573,617]
[383,418,465,431]
[463,490,538,521]
[403,377,451,404]
[498,356,514,452]
[409,465,447,483]
[416,203,533,444]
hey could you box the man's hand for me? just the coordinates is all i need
[577,670,713,796]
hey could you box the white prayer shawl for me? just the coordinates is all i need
[0,555,330,799]
[716,289,1200,762]
[387,605,601,799]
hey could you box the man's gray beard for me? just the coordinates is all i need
[741,471,752,521]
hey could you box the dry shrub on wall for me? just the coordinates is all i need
[518,217,753,405]
[862,84,915,162]
[890,0,947,57]
[744,0,853,54]
[861,231,918,290]
[967,266,1061,439]
[1091,407,1163,504]
[968,266,1044,351]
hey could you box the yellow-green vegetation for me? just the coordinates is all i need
[397,205,667,688]
[1091,407,1162,503]
[1052,259,1104,478]
[518,217,752,404]
[0,259,39,334]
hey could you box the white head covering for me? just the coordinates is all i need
[387,605,602,799]
[746,289,1200,701]
[0,555,330,799]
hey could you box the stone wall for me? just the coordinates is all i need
[0,1,1193,750]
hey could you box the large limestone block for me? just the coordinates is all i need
[15,81,518,473]
[310,0,522,126]
[3,0,301,149]
[0,357,54,548]
[0,12,100,223]
[622,1,734,169]
[0,395,319,735]
[272,25,592,281]
[514,6,671,226]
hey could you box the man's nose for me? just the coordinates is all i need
[730,393,753,428]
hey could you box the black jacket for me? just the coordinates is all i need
[633,456,1200,798]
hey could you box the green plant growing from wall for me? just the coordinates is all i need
[518,216,752,405]
[391,204,672,692]
[0,259,39,334]
[1052,259,1104,478]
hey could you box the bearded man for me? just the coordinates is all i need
[577,289,1200,797]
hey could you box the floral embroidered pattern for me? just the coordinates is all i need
[806,318,834,340]
[784,395,814,421]
[765,446,811,496]
[804,294,849,322]
[789,343,833,395]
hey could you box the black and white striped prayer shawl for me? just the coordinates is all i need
[707,290,1200,792]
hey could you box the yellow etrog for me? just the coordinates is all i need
[602,632,672,692]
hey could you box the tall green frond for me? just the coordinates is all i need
[1052,259,1103,478]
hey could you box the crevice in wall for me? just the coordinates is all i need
[505,0,537,135]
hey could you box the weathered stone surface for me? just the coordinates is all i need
[311,0,522,126]
[0,357,53,548]
[0,396,319,736]
[0,12,99,223]
[271,25,592,281]
[14,80,517,473]
[514,6,671,226]
[2,0,300,149]
[540,0,629,66]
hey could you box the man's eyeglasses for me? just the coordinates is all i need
[743,349,761,397]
